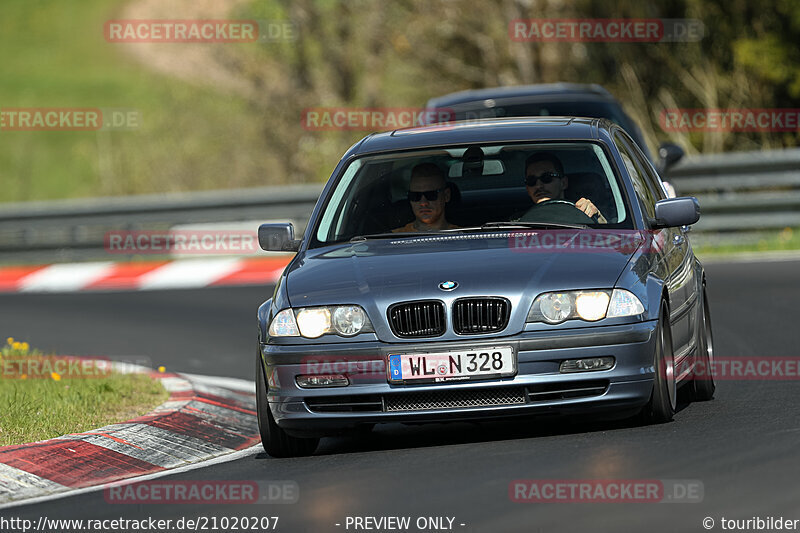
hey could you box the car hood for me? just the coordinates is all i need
[285,231,644,338]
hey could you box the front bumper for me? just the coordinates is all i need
[260,321,657,435]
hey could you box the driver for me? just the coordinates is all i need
[523,152,607,223]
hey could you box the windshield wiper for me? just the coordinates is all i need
[350,231,443,242]
[477,221,589,230]
[349,222,585,242]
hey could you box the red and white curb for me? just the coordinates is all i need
[0,256,292,293]
[0,364,260,508]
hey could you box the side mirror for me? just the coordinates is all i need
[658,142,684,173]
[258,223,300,252]
[653,197,700,228]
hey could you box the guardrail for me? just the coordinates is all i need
[0,185,323,263]
[2,148,799,263]
[669,148,800,247]
[670,148,800,227]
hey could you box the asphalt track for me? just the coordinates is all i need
[3,258,800,532]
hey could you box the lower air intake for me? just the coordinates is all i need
[384,386,526,412]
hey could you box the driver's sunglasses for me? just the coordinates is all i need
[525,172,563,186]
[408,188,444,202]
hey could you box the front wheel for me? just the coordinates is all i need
[256,352,319,457]
[639,303,677,424]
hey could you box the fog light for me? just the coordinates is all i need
[560,357,615,373]
[296,374,350,388]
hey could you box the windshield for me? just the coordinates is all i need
[312,141,633,247]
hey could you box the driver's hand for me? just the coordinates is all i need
[575,198,607,223]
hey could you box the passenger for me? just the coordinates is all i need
[522,152,607,223]
[393,163,459,232]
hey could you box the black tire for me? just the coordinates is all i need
[689,288,716,401]
[640,302,677,424]
[256,352,319,458]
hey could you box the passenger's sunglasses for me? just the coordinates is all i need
[525,172,563,187]
[408,188,444,202]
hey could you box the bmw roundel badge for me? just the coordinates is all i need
[439,280,458,291]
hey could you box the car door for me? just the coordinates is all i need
[631,138,698,364]
[618,131,696,361]
[612,130,692,357]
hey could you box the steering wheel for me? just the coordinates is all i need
[538,199,579,208]
[519,199,597,225]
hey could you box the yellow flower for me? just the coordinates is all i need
[12,342,21,350]
[20,342,29,352]
[158,366,166,373]
[21,374,27,380]
[51,372,61,381]
[5,337,13,346]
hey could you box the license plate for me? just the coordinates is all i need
[387,346,516,383]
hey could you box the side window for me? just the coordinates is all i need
[316,159,363,242]
[613,131,656,220]
[623,133,668,202]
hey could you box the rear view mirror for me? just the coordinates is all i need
[658,142,684,173]
[258,223,300,252]
[653,197,700,228]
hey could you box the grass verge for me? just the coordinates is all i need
[0,0,277,203]
[693,227,800,256]
[0,338,169,447]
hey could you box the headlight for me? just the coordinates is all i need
[268,308,299,337]
[607,289,645,317]
[331,305,367,336]
[268,305,374,339]
[528,289,643,324]
[296,308,331,338]
[539,293,574,323]
[575,292,611,321]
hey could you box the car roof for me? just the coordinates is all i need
[350,116,613,156]
[426,83,616,109]
[422,83,653,162]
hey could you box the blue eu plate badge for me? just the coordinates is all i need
[389,355,402,380]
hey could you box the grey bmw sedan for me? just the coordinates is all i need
[256,117,715,457]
